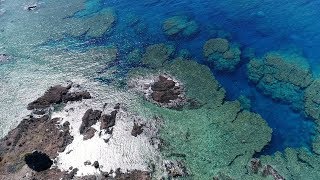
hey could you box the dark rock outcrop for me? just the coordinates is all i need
[131,123,144,137]
[151,76,182,103]
[164,160,188,178]
[79,109,102,134]
[114,169,151,180]
[100,110,117,130]
[93,161,99,169]
[27,84,91,110]
[83,127,97,140]
[62,90,91,103]
[24,151,53,172]
[262,165,285,180]
[249,158,285,180]
[27,85,71,110]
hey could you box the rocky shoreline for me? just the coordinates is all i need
[0,83,156,179]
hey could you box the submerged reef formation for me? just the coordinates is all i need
[69,8,116,38]
[128,58,272,179]
[247,52,313,110]
[203,38,241,71]
[304,79,320,122]
[163,16,199,39]
[246,51,320,180]
[141,43,175,68]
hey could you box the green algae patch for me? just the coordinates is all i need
[128,60,272,179]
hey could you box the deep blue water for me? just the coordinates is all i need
[55,0,320,155]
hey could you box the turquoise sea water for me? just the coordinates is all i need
[1,0,320,178]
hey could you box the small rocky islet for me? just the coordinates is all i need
[1,0,320,179]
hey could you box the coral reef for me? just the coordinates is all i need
[163,16,199,39]
[128,59,272,179]
[247,52,313,110]
[141,43,175,68]
[304,79,320,121]
[203,38,241,71]
[126,48,142,66]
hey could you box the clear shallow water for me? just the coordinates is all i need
[1,0,320,171]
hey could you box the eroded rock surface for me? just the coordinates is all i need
[151,75,182,103]
[27,84,91,110]
[0,114,73,177]
[79,109,102,134]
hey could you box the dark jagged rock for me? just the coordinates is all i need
[24,151,53,172]
[250,158,261,174]
[150,76,182,104]
[115,169,151,180]
[62,168,78,180]
[26,4,38,11]
[249,158,285,180]
[79,175,97,180]
[151,89,179,103]
[62,90,91,103]
[262,165,286,180]
[79,109,102,134]
[100,110,117,130]
[164,160,188,178]
[27,84,92,110]
[151,76,176,91]
[83,127,97,140]
[93,161,99,169]
[27,85,71,110]
[114,103,121,110]
[131,123,144,137]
